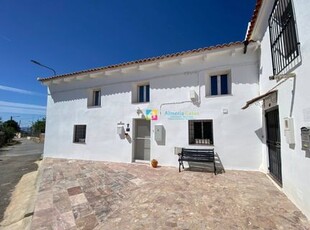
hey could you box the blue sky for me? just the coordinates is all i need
[0,0,256,127]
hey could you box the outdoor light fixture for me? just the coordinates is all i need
[136,107,143,115]
[31,59,57,76]
[126,124,130,132]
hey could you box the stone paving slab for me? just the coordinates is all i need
[31,158,310,230]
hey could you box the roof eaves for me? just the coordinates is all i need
[38,41,243,82]
[245,0,263,42]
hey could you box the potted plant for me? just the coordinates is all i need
[150,159,158,168]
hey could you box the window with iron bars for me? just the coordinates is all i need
[269,0,300,75]
[188,120,213,145]
[73,125,86,143]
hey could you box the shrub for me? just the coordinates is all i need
[3,126,16,143]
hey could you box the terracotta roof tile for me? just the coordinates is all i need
[246,0,263,41]
[38,41,243,82]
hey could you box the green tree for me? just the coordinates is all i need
[0,118,4,146]
[32,118,46,135]
[0,117,3,131]
[3,119,20,132]
[0,119,19,143]
[3,126,15,142]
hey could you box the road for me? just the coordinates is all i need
[0,138,43,222]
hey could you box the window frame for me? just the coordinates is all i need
[206,72,231,97]
[88,89,101,108]
[188,120,214,146]
[73,125,87,144]
[138,84,150,103]
[132,82,150,104]
[269,0,300,75]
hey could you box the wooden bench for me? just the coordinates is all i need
[178,148,216,174]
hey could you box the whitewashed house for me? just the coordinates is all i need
[40,42,261,169]
[242,0,310,219]
[39,0,310,219]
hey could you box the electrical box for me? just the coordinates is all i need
[117,125,124,135]
[154,124,164,142]
[189,89,197,101]
[284,117,295,144]
[301,127,310,151]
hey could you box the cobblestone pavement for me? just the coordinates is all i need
[31,158,310,230]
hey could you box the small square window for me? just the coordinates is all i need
[88,89,101,107]
[188,120,213,145]
[73,125,86,143]
[208,74,230,96]
[132,83,150,103]
[138,84,150,103]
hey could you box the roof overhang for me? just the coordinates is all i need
[38,41,255,85]
[246,0,276,42]
[242,90,277,110]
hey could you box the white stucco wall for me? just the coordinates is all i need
[44,45,262,171]
[258,0,310,219]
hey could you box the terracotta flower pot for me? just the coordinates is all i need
[151,159,158,168]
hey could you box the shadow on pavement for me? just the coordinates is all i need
[0,138,43,222]
[0,154,41,222]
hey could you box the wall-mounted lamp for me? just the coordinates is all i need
[137,107,143,115]
[126,124,130,132]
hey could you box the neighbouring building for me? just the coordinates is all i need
[39,0,310,219]
[242,0,310,220]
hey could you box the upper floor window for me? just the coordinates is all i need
[132,83,150,103]
[269,0,300,75]
[138,84,150,103]
[88,89,101,107]
[206,73,231,96]
[189,120,213,145]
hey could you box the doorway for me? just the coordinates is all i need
[265,107,282,186]
[133,119,150,161]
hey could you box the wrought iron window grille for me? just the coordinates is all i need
[269,0,301,76]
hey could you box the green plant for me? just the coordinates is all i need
[31,118,46,136]
[3,126,16,143]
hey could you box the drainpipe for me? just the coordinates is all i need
[243,40,249,54]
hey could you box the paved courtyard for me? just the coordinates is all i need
[31,158,310,230]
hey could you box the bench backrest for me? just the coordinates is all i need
[181,148,214,159]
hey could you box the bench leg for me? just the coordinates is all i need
[179,160,185,172]
[213,160,217,175]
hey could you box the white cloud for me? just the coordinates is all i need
[0,85,44,96]
[0,101,46,110]
[0,101,46,115]
[0,107,46,115]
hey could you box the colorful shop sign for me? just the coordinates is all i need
[145,109,158,120]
